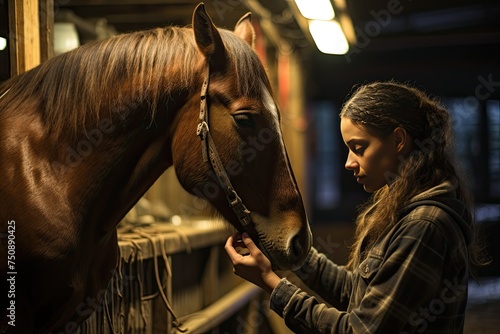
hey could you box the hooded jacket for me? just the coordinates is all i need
[270,180,473,333]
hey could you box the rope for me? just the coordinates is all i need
[132,240,148,331]
[119,225,194,332]
[104,280,118,334]
[134,229,188,332]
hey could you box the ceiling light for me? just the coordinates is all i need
[294,0,335,20]
[54,23,80,55]
[309,20,349,55]
[0,37,6,51]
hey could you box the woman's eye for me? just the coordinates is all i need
[233,113,255,127]
[353,146,364,155]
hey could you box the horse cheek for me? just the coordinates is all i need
[240,143,256,162]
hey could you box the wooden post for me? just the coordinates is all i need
[8,0,40,76]
[39,0,54,63]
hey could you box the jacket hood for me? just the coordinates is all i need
[401,180,474,246]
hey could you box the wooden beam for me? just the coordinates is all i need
[241,0,292,54]
[171,282,263,334]
[59,0,194,6]
[39,0,54,63]
[333,0,357,45]
[8,0,40,75]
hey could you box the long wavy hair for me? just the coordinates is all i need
[340,81,487,271]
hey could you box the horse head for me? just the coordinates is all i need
[171,4,312,270]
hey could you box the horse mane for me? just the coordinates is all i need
[0,25,270,136]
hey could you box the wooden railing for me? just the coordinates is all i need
[77,219,290,333]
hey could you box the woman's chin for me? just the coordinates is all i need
[363,182,385,193]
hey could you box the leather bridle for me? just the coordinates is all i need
[196,64,253,228]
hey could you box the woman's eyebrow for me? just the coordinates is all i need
[346,138,366,145]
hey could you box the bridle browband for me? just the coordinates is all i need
[196,63,253,228]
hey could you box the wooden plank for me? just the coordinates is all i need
[8,0,40,75]
[201,246,219,305]
[59,0,194,6]
[170,282,263,334]
[39,0,53,63]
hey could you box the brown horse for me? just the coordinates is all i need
[0,3,311,333]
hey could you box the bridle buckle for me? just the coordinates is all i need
[196,121,209,140]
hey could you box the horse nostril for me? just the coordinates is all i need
[290,234,304,260]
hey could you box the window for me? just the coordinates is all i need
[444,97,500,202]
[487,100,500,198]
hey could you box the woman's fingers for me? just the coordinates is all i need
[240,233,273,270]
[241,232,265,258]
[224,233,280,294]
[225,232,269,266]
[224,233,241,262]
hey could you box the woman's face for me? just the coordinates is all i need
[340,117,400,193]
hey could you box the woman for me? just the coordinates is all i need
[225,81,486,333]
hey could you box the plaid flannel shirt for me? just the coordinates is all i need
[270,180,472,333]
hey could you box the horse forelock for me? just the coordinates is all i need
[219,30,274,100]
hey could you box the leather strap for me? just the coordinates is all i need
[196,64,252,227]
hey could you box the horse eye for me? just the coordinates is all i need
[233,113,255,127]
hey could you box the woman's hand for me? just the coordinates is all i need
[224,232,281,294]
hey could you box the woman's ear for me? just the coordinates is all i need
[393,127,412,155]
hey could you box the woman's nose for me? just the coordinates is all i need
[345,153,358,171]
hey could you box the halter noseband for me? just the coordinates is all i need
[196,64,252,228]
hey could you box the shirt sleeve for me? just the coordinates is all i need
[269,219,449,333]
[292,247,353,310]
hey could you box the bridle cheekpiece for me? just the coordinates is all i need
[196,64,252,228]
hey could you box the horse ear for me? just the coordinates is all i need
[234,12,255,48]
[192,3,226,69]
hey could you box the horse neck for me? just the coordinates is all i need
[34,87,194,237]
[56,38,206,230]
[0,38,204,233]
[72,94,196,231]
